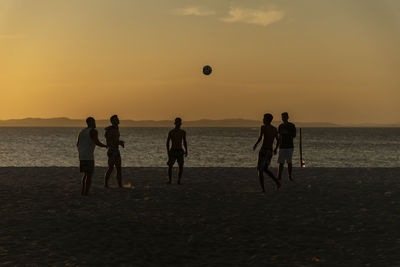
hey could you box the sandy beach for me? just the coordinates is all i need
[0,167,399,266]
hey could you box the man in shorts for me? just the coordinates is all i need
[166,117,188,184]
[104,115,125,188]
[77,117,107,196]
[253,113,281,192]
[277,112,296,181]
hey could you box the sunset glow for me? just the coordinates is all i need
[1,0,399,124]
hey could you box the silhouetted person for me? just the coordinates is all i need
[253,113,281,192]
[104,115,125,188]
[77,117,107,196]
[277,112,296,181]
[166,117,188,184]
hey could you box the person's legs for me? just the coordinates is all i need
[277,149,285,180]
[278,163,284,180]
[167,164,173,184]
[265,168,281,190]
[167,151,177,184]
[288,163,293,181]
[104,158,115,188]
[257,149,268,192]
[258,170,265,193]
[177,164,183,184]
[81,173,87,195]
[115,157,122,188]
[287,148,294,181]
[84,172,92,195]
[261,149,280,191]
[177,151,184,184]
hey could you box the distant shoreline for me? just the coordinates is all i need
[1,126,400,128]
[0,117,399,127]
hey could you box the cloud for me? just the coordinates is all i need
[221,7,284,26]
[172,7,216,16]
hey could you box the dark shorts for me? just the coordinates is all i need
[257,148,273,172]
[167,149,184,166]
[80,160,94,173]
[107,149,121,159]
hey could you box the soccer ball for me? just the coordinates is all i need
[203,65,212,75]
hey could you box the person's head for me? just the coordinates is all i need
[174,117,182,128]
[281,112,289,123]
[110,115,119,126]
[263,113,273,125]
[86,117,96,128]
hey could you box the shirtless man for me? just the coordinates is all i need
[77,117,107,196]
[104,115,125,188]
[166,117,188,184]
[253,113,281,192]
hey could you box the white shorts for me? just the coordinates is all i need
[278,148,294,164]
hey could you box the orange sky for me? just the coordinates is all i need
[1,0,399,124]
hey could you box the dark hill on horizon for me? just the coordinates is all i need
[0,117,393,127]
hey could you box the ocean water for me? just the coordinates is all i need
[0,127,399,167]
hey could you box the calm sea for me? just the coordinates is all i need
[0,127,399,167]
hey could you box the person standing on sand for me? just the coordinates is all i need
[77,117,107,196]
[253,113,281,192]
[166,117,188,184]
[104,115,125,188]
[277,112,296,181]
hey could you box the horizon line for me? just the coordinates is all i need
[0,117,400,127]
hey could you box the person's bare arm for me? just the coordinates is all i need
[183,131,188,157]
[104,130,112,148]
[115,129,125,148]
[166,132,171,153]
[253,126,263,150]
[76,133,80,147]
[90,129,107,148]
[119,140,125,148]
[274,131,279,155]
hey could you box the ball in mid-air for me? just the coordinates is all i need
[203,65,212,75]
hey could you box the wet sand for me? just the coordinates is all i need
[0,167,399,266]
